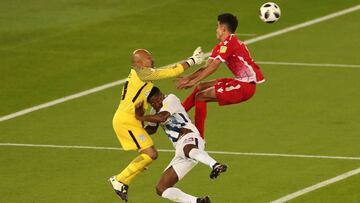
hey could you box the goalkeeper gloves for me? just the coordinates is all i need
[186,46,204,66]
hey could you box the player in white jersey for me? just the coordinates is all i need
[135,86,227,203]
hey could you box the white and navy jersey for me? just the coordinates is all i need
[148,94,199,147]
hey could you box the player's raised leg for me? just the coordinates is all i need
[193,78,257,138]
[182,80,217,111]
[194,86,218,138]
[183,142,227,179]
[195,86,217,102]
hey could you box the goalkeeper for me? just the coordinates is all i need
[109,47,204,202]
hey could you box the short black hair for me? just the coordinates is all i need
[147,86,161,103]
[217,13,238,33]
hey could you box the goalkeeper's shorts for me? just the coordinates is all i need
[113,111,153,151]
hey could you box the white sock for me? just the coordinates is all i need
[162,187,197,203]
[189,148,217,169]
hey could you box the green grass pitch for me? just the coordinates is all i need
[1,0,359,202]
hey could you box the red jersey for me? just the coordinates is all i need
[209,34,265,84]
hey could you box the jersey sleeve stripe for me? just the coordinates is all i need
[214,55,226,62]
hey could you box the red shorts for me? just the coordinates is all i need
[214,78,256,106]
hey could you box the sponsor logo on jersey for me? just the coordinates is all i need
[220,46,227,53]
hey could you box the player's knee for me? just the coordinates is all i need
[196,91,210,102]
[183,144,197,158]
[195,91,205,101]
[156,184,166,196]
[143,148,158,160]
[148,150,158,160]
[197,82,206,90]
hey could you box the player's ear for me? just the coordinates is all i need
[222,24,228,32]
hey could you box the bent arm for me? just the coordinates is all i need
[188,59,222,84]
[187,59,214,80]
[136,111,171,123]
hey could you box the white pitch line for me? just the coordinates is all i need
[1,4,359,122]
[236,33,257,36]
[257,61,360,68]
[0,79,127,122]
[270,167,360,203]
[1,143,360,161]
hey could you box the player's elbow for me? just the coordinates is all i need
[195,91,207,102]
[158,115,168,123]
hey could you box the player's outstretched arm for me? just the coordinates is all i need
[187,58,215,80]
[137,64,185,81]
[136,47,204,81]
[176,58,214,86]
[177,59,221,89]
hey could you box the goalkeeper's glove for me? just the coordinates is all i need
[186,46,204,66]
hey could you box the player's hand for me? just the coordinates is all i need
[192,46,204,64]
[186,46,204,66]
[175,76,190,89]
[182,80,196,89]
[135,102,145,118]
[176,78,196,89]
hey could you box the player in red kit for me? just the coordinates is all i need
[177,13,265,138]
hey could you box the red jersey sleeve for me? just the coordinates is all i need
[209,44,220,59]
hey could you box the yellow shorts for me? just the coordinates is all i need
[112,111,154,151]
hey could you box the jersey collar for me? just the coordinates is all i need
[221,34,236,45]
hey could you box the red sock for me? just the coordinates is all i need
[182,87,199,112]
[195,101,207,138]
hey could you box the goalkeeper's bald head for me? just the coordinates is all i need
[132,49,154,69]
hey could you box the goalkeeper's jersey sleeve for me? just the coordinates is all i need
[134,64,184,81]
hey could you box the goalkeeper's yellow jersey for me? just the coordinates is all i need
[114,64,184,121]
